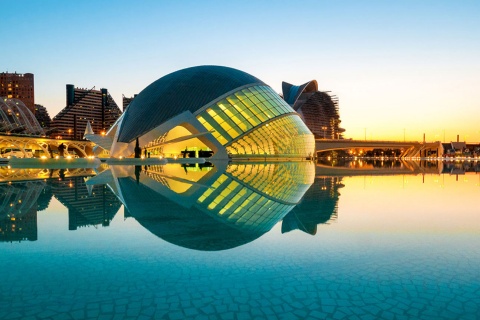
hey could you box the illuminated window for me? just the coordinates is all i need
[196,85,294,146]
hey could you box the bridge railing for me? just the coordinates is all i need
[315,138,421,144]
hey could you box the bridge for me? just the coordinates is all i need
[0,134,95,158]
[315,161,442,177]
[315,139,442,158]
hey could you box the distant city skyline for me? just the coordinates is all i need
[2,0,479,142]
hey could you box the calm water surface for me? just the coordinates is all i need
[1,161,479,319]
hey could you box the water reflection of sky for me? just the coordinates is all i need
[1,161,479,319]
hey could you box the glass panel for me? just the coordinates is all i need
[197,113,230,144]
[226,114,315,158]
[197,85,299,147]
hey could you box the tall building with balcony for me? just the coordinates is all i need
[51,85,122,140]
[122,94,137,112]
[0,72,35,113]
[282,80,344,139]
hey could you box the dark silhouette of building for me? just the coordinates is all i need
[0,181,45,242]
[37,187,53,212]
[122,94,137,112]
[34,104,52,130]
[0,72,35,113]
[51,85,122,139]
[282,176,343,235]
[282,80,344,139]
[48,176,122,230]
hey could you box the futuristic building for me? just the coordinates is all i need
[0,98,45,136]
[86,161,315,250]
[52,85,122,140]
[86,66,315,160]
[282,80,344,139]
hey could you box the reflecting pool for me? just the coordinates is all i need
[1,161,479,319]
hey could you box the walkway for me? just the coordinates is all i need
[316,139,441,158]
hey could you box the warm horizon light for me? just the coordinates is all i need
[2,0,479,142]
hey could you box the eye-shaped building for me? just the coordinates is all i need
[87,66,315,160]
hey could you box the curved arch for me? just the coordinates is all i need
[66,142,88,157]
[0,100,15,130]
[2,140,28,157]
[0,99,23,130]
[6,100,35,134]
[8,99,45,135]
[0,99,45,135]
[281,80,318,109]
[33,142,50,158]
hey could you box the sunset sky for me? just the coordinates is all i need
[2,0,479,142]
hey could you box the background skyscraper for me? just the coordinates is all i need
[0,72,35,113]
[51,85,122,139]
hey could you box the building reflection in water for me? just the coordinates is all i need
[282,176,344,235]
[87,161,315,250]
[441,161,480,174]
[0,181,44,242]
[48,177,122,230]
[0,167,122,242]
[5,160,475,247]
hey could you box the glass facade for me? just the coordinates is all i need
[196,162,314,233]
[226,162,314,205]
[196,85,314,157]
[227,115,314,157]
[197,173,295,233]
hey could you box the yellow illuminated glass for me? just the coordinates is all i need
[196,86,306,151]
[226,115,314,158]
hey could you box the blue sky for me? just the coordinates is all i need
[2,0,480,141]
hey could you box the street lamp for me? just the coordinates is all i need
[322,126,327,139]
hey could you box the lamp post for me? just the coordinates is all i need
[322,126,327,139]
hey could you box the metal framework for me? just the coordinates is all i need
[0,134,95,158]
[0,98,45,136]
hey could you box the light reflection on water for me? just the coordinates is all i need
[0,161,479,319]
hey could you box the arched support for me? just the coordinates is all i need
[66,143,88,157]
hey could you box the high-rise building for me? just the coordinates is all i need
[0,72,35,113]
[282,80,345,139]
[51,85,122,139]
[34,104,52,130]
[122,94,137,112]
